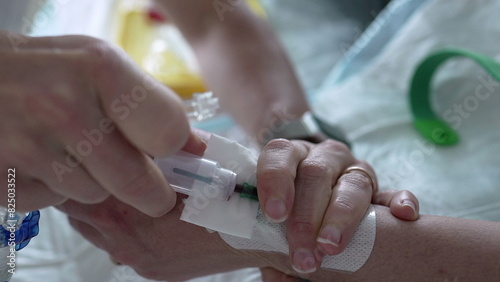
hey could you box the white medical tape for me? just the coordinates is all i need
[181,134,377,272]
[219,206,376,273]
[180,134,259,238]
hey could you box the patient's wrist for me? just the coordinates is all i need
[212,232,294,273]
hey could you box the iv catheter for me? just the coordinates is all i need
[155,151,258,201]
[158,91,258,201]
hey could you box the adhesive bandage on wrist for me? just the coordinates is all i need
[178,134,376,272]
[220,206,376,273]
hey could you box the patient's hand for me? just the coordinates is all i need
[257,139,419,274]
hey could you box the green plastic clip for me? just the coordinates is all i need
[409,49,500,146]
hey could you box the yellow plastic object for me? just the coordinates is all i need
[247,0,267,18]
[115,0,266,100]
[142,49,207,99]
[115,7,152,67]
[115,2,206,100]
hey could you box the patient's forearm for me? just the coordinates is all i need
[156,0,309,138]
[247,206,500,281]
[61,195,499,281]
[349,206,500,281]
[175,207,500,281]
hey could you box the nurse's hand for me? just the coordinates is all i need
[0,31,205,216]
[257,139,419,274]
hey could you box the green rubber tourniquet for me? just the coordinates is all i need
[409,49,500,145]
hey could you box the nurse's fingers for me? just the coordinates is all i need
[0,32,100,50]
[0,174,67,212]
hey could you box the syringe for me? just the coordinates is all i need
[155,151,258,201]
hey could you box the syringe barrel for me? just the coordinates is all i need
[155,152,237,201]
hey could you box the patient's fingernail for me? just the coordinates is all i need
[292,248,317,274]
[316,225,341,255]
[402,199,418,219]
[402,199,416,211]
[264,197,287,223]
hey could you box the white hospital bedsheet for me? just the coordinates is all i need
[314,0,500,221]
[12,207,116,282]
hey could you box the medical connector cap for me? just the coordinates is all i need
[0,210,40,251]
[183,92,220,122]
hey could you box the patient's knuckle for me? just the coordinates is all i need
[259,140,297,177]
[289,219,315,236]
[264,138,295,152]
[400,189,415,197]
[322,139,350,154]
[340,172,373,195]
[333,197,357,215]
[298,160,331,179]
[357,160,376,174]
[259,165,294,182]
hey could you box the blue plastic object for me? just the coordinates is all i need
[0,211,40,251]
